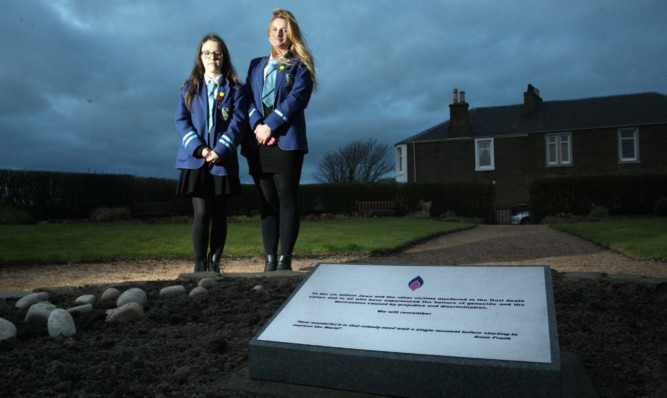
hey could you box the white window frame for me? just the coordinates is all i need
[545,133,572,167]
[395,144,408,182]
[475,138,495,171]
[618,127,639,163]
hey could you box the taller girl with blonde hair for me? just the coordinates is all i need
[243,8,316,272]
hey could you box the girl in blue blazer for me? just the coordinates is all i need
[244,9,316,272]
[175,33,247,273]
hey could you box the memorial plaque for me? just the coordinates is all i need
[250,263,561,397]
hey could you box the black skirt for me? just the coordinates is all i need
[247,103,305,177]
[247,144,304,177]
[176,166,241,197]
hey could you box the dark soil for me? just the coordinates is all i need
[1,273,666,397]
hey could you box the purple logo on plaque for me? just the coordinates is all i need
[408,276,424,291]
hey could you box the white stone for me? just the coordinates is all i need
[189,286,209,297]
[25,302,57,325]
[252,284,264,292]
[48,309,76,338]
[15,292,49,309]
[105,302,144,323]
[160,285,186,297]
[75,294,96,305]
[0,317,17,341]
[101,288,121,301]
[198,278,216,288]
[68,304,93,315]
[116,288,147,307]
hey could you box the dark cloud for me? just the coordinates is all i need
[1,0,665,184]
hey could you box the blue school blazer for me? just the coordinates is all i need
[174,77,248,176]
[243,52,313,156]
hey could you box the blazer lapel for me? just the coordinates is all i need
[196,78,212,135]
[273,53,296,101]
[218,79,230,106]
[255,57,269,112]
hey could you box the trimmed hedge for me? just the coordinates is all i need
[297,181,495,222]
[0,170,495,222]
[529,174,667,222]
[0,170,186,219]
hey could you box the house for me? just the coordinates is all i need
[394,85,667,206]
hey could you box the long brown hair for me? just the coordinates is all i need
[183,33,240,111]
[269,9,317,88]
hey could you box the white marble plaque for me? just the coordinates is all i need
[258,264,554,363]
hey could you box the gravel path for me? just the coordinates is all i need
[358,225,666,278]
[1,224,664,292]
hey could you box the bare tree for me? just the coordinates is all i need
[313,138,394,183]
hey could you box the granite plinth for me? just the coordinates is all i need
[249,263,562,397]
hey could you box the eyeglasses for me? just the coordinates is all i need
[201,51,223,59]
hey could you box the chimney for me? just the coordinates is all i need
[449,88,471,138]
[523,84,542,114]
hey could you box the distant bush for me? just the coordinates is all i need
[587,206,609,220]
[90,207,131,222]
[529,174,667,222]
[0,204,34,225]
[654,197,667,217]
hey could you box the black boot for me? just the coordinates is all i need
[264,254,277,272]
[277,254,292,271]
[194,260,207,273]
[208,252,222,273]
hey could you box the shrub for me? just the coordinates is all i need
[409,200,431,219]
[90,207,131,222]
[654,197,667,217]
[587,206,609,220]
[0,204,34,224]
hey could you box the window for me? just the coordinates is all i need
[475,138,494,171]
[545,133,572,166]
[395,144,407,182]
[618,128,639,162]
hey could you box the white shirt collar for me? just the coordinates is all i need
[205,75,223,86]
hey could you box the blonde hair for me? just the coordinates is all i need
[268,8,317,88]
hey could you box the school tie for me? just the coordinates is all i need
[207,81,216,131]
[262,59,279,108]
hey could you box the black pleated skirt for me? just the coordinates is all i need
[176,166,241,197]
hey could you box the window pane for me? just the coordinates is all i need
[547,139,557,164]
[476,139,493,169]
[621,139,635,159]
[397,147,403,171]
[620,131,634,139]
[560,141,570,163]
[619,129,637,160]
[479,150,490,166]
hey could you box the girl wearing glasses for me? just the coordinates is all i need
[243,9,316,272]
[175,33,247,273]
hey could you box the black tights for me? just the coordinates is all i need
[192,196,228,263]
[254,173,301,256]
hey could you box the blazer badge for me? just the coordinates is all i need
[220,107,230,122]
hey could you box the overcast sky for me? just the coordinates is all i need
[1,0,665,184]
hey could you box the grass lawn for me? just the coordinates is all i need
[0,218,474,265]
[551,217,667,261]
